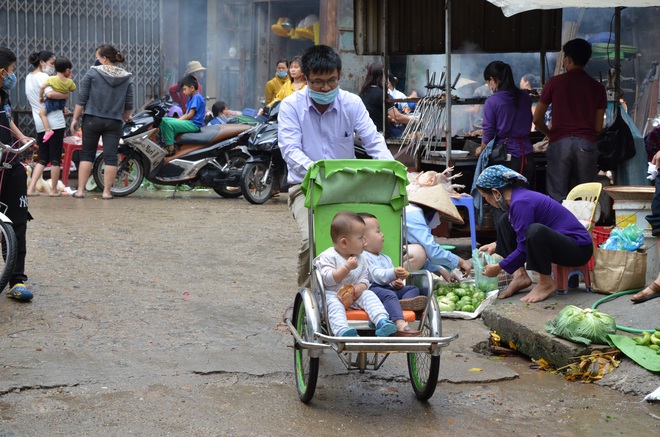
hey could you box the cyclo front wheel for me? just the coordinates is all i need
[293,299,319,403]
[407,309,440,401]
[0,220,17,292]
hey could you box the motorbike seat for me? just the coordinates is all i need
[177,124,252,146]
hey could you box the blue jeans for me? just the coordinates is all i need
[370,284,425,321]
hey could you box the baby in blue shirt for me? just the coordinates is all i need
[359,213,427,337]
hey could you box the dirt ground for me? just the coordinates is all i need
[0,188,658,436]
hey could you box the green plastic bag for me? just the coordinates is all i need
[471,249,499,292]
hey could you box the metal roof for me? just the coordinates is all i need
[354,0,563,55]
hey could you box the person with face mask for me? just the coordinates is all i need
[168,60,206,113]
[475,165,593,303]
[278,44,392,300]
[0,47,37,301]
[25,50,69,196]
[403,184,472,283]
[264,59,289,106]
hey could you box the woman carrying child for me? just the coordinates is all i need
[25,50,67,196]
[315,212,398,338]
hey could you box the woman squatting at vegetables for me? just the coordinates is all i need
[475,165,593,303]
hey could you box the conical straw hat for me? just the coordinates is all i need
[408,184,464,224]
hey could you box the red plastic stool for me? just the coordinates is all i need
[61,137,83,186]
[551,263,592,294]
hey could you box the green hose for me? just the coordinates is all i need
[591,288,655,333]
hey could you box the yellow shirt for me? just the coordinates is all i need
[267,81,307,107]
[265,75,288,104]
[45,76,76,94]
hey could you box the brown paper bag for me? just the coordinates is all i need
[592,248,647,294]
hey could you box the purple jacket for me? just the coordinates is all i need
[499,187,593,273]
[482,90,533,158]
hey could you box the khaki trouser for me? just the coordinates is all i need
[288,184,311,288]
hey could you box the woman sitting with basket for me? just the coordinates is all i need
[476,165,593,303]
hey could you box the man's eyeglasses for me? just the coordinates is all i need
[307,77,339,88]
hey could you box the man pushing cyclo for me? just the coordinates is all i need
[278,45,471,332]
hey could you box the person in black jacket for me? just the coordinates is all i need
[0,47,36,301]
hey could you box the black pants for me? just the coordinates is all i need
[37,127,65,166]
[509,153,536,189]
[495,218,592,275]
[0,163,30,286]
[81,115,122,166]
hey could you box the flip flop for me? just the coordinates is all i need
[72,193,85,199]
[49,192,62,197]
[631,281,660,304]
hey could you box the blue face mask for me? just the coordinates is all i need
[276,71,288,78]
[308,87,340,106]
[2,72,16,91]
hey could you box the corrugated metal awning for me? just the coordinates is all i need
[354,0,562,55]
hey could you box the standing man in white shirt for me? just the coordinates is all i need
[279,45,394,295]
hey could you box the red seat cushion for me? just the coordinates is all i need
[346,309,416,322]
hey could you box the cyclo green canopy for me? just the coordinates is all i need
[302,159,409,210]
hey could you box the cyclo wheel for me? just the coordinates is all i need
[240,162,274,204]
[407,309,440,401]
[93,152,145,197]
[293,299,319,403]
[0,220,18,292]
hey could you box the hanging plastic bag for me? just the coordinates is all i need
[471,249,499,292]
[601,224,644,251]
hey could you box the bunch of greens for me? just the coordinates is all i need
[545,305,617,346]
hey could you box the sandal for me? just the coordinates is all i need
[631,280,660,304]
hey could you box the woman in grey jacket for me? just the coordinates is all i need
[70,44,134,199]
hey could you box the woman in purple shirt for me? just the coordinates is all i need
[476,61,535,186]
[476,166,592,303]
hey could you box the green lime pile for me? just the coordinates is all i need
[434,282,489,313]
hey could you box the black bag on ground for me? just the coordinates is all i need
[596,112,636,171]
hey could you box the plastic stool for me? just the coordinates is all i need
[61,138,83,185]
[551,263,592,294]
[451,196,477,251]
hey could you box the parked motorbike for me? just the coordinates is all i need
[239,101,288,204]
[92,96,255,198]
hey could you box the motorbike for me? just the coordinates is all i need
[92,96,255,198]
[239,101,289,204]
